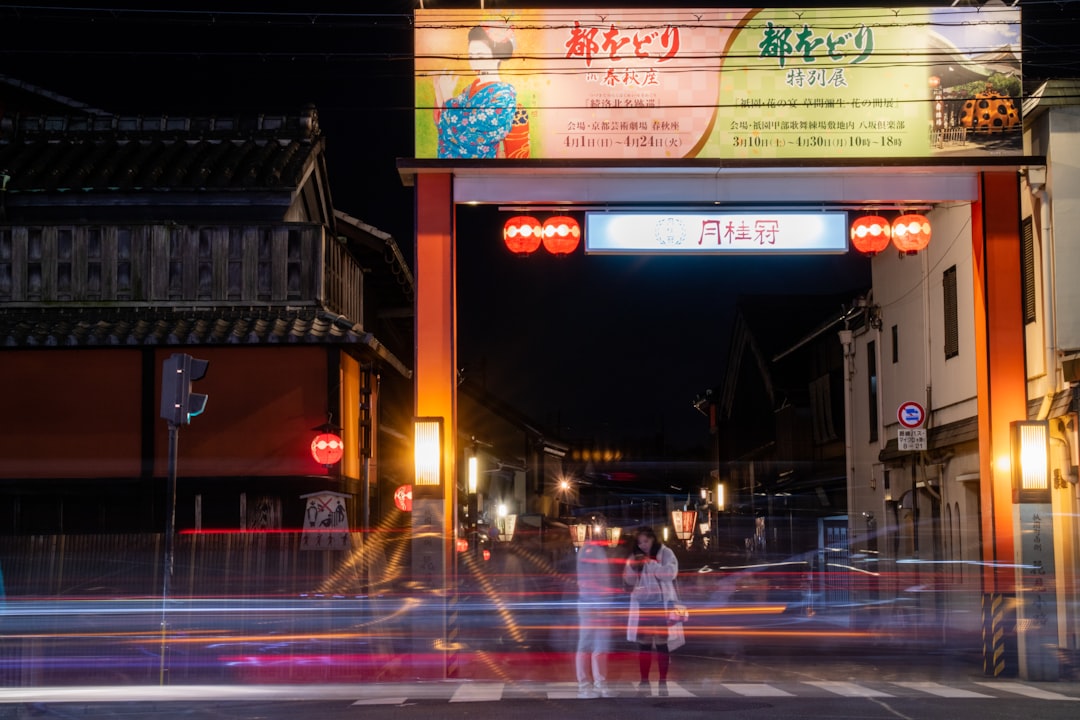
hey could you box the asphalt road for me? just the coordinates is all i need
[1,683,1078,720]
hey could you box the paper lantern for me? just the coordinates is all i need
[892,214,932,254]
[503,215,542,255]
[850,215,892,255]
[310,432,344,465]
[393,484,413,512]
[541,215,581,256]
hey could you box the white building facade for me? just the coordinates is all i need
[844,79,1080,674]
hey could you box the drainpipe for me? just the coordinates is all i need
[1030,169,1059,395]
[839,328,856,544]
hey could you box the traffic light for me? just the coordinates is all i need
[160,353,209,426]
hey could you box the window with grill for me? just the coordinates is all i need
[944,265,959,359]
[1021,216,1036,324]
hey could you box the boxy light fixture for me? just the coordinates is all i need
[1011,420,1051,503]
[414,417,444,487]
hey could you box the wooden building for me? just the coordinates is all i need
[0,93,413,539]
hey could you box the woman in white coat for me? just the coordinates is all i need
[623,525,679,696]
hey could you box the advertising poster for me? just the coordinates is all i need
[414,6,1022,160]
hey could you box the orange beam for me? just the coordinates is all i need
[973,171,1025,593]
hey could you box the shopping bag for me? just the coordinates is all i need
[667,603,689,625]
[667,620,686,651]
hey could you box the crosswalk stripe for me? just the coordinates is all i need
[450,683,504,703]
[659,681,695,698]
[352,696,409,706]
[974,682,1080,701]
[722,683,795,697]
[893,681,993,698]
[804,681,894,697]
[545,682,585,700]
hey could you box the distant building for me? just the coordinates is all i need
[700,292,868,558]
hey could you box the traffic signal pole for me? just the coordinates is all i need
[157,352,209,685]
[160,420,179,685]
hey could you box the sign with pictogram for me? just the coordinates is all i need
[898,401,925,429]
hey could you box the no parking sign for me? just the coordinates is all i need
[897,401,925,429]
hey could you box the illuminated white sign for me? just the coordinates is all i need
[585,211,848,254]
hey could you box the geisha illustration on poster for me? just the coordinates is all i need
[430,22,530,159]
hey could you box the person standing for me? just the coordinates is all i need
[624,525,678,696]
[575,540,616,698]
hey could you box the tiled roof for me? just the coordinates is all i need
[0,106,323,193]
[0,306,410,377]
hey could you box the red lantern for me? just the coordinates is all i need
[892,214,931,254]
[541,215,581,256]
[393,484,413,513]
[310,432,344,465]
[503,215,542,255]
[850,215,892,255]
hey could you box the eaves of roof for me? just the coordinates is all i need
[0,109,323,195]
[0,306,411,379]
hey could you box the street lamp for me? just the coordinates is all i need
[1009,419,1058,680]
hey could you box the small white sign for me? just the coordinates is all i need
[585,211,848,254]
[898,428,927,451]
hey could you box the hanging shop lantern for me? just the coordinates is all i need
[892,214,932,254]
[503,215,542,255]
[541,215,581,256]
[850,215,892,255]
[310,432,344,465]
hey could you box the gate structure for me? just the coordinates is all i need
[401,5,1038,679]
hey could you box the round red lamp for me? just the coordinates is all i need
[503,215,542,255]
[541,215,581,256]
[310,432,344,465]
[892,214,931,254]
[393,484,413,512]
[850,215,892,255]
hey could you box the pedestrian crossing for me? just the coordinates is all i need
[346,679,1080,705]
[0,680,1074,707]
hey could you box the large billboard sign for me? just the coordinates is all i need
[414,6,1021,161]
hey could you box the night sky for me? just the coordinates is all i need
[4,1,1078,452]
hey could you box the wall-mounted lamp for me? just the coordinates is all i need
[716,482,725,512]
[467,455,478,495]
[414,417,444,488]
[1011,420,1051,504]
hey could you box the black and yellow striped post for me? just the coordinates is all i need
[446,586,460,679]
[982,592,1017,677]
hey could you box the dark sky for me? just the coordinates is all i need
[3,0,1078,451]
[455,206,870,451]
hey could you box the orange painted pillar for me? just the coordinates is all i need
[972,171,1025,674]
[415,171,457,545]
